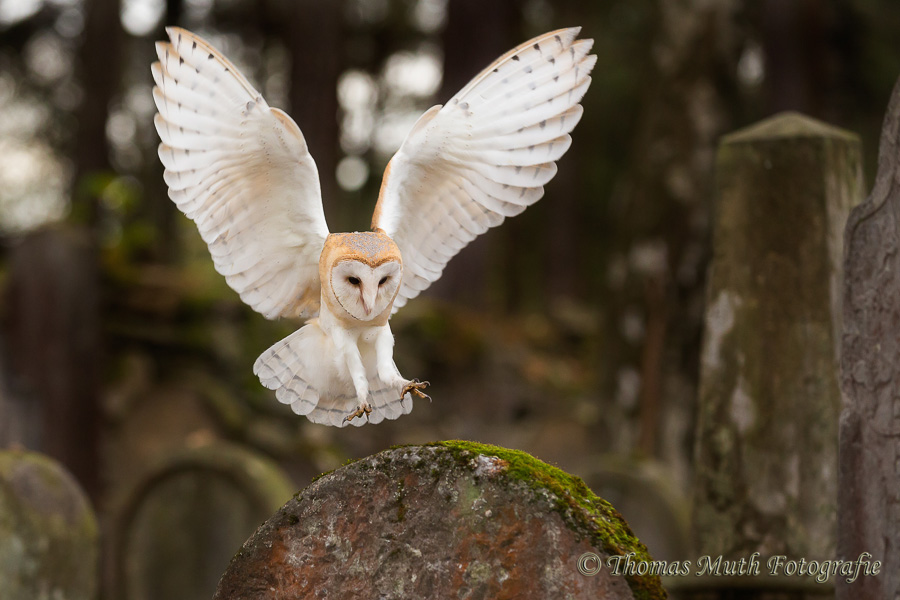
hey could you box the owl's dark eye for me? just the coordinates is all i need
[379,276,389,285]
[348,277,360,286]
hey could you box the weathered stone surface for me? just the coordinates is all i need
[838,77,900,600]
[693,113,862,563]
[215,442,665,600]
[113,442,295,600]
[0,449,99,600]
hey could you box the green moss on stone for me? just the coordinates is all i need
[423,440,664,600]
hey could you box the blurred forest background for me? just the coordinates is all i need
[1,0,900,597]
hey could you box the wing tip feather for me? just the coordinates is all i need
[363,27,594,317]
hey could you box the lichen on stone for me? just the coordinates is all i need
[418,440,664,600]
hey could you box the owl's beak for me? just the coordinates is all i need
[361,285,378,316]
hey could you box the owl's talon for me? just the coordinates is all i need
[344,403,372,423]
[402,379,431,402]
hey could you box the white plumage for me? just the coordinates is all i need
[152,31,327,320]
[153,26,595,426]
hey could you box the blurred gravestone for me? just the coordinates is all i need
[114,442,294,600]
[0,449,99,600]
[839,77,900,600]
[692,113,861,596]
[214,442,666,600]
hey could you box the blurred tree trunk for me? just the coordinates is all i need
[146,0,184,263]
[5,0,125,501]
[438,0,521,99]
[611,0,741,463]
[531,5,588,308]
[761,0,828,116]
[4,228,103,501]
[72,0,124,225]
[430,0,522,308]
[537,128,581,306]
[166,0,182,25]
[275,0,342,227]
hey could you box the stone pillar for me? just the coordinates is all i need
[0,450,99,600]
[691,113,862,594]
[839,78,900,600]
[214,442,666,600]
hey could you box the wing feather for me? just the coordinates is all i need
[153,27,328,320]
[372,27,594,312]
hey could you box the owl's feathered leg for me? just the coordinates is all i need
[373,327,431,403]
[342,340,372,423]
[313,306,374,424]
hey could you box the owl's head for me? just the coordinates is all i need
[320,232,403,325]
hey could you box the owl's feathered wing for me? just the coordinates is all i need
[372,27,596,312]
[152,27,328,319]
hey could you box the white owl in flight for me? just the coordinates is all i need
[152,26,595,427]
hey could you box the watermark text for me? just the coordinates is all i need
[576,551,881,584]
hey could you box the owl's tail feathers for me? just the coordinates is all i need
[254,325,415,427]
[254,328,356,427]
[253,326,323,419]
[364,378,415,425]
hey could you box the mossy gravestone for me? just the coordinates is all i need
[0,449,98,600]
[694,114,861,566]
[114,443,295,600]
[214,442,665,600]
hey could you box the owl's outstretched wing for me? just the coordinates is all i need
[371,27,595,312]
[152,27,329,319]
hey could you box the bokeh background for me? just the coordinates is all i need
[1,0,899,597]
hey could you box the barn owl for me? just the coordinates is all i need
[152,26,595,427]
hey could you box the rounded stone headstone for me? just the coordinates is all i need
[0,449,99,600]
[215,442,665,600]
[114,442,295,600]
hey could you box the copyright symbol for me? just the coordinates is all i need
[577,552,602,576]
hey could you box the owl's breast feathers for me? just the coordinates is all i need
[319,231,403,326]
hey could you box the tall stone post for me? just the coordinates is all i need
[691,113,862,596]
[839,78,900,600]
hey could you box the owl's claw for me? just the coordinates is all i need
[344,403,372,424]
[402,379,431,402]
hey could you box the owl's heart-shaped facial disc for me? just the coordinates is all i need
[331,260,402,321]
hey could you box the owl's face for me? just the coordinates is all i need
[331,259,402,322]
